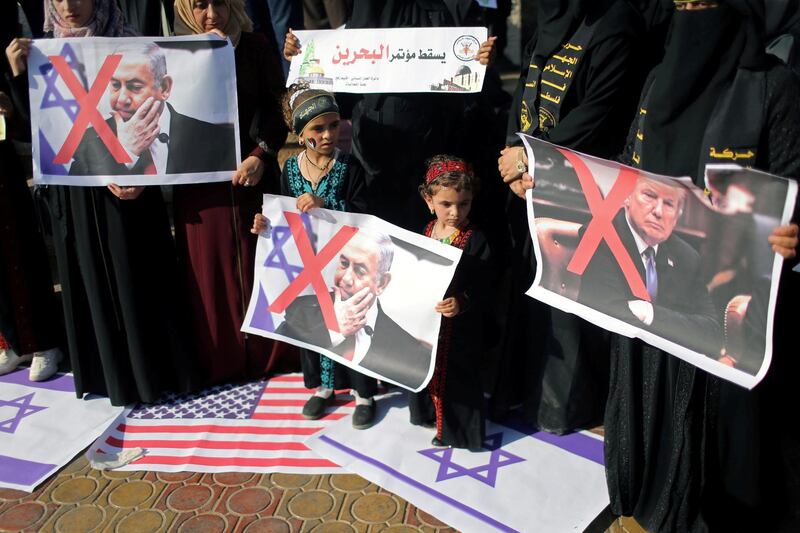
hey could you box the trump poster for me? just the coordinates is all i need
[521,135,797,389]
[286,27,488,93]
[242,195,462,392]
[28,35,240,186]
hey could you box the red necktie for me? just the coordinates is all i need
[141,149,156,175]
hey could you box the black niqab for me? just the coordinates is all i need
[640,3,754,177]
[348,0,474,28]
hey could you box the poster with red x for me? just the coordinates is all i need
[242,195,463,392]
[520,135,797,389]
[28,35,240,186]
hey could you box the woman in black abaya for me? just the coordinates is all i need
[490,0,654,434]
[606,1,800,530]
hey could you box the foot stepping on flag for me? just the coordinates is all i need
[91,373,353,474]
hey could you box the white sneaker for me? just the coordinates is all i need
[0,347,33,375]
[29,348,63,382]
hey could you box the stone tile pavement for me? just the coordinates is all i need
[0,450,646,533]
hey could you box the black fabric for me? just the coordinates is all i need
[491,0,644,437]
[37,185,198,406]
[117,0,173,36]
[506,0,643,156]
[409,227,494,450]
[607,2,800,529]
[345,0,489,231]
[349,0,474,29]
[640,1,769,178]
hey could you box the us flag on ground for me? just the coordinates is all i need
[90,374,352,473]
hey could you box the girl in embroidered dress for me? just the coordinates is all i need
[251,83,378,429]
[409,155,494,449]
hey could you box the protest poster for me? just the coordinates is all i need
[286,27,488,93]
[242,195,462,392]
[28,35,240,186]
[521,135,797,389]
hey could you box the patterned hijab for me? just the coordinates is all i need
[173,0,253,47]
[44,0,137,38]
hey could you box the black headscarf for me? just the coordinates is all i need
[348,0,474,28]
[640,1,767,177]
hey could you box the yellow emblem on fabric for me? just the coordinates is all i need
[709,147,755,161]
[520,101,532,132]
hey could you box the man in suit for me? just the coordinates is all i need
[276,229,432,391]
[69,43,236,176]
[577,176,723,357]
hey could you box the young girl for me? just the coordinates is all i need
[409,155,493,449]
[252,82,378,430]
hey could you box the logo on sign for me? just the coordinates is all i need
[453,35,480,61]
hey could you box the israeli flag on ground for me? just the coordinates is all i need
[0,370,124,491]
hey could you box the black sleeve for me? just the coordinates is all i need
[505,35,537,147]
[762,66,800,180]
[542,35,637,154]
[344,157,368,214]
[454,229,494,314]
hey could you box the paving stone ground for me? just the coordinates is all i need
[0,449,646,533]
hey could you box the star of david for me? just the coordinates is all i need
[418,432,525,488]
[0,393,48,434]
[263,213,318,283]
[38,43,83,120]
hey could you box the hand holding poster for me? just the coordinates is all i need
[286,27,488,93]
[29,35,240,186]
[243,195,462,391]
[521,135,797,389]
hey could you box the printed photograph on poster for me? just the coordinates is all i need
[286,27,488,93]
[28,35,240,186]
[520,135,796,389]
[242,195,463,392]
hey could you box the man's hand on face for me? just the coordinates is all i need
[112,97,162,157]
[333,286,374,337]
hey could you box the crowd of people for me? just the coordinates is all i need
[1,0,799,531]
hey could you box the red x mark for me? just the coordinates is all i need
[50,54,131,165]
[560,148,651,302]
[268,212,359,332]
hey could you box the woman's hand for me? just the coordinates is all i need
[5,38,31,77]
[233,155,264,186]
[477,36,498,66]
[296,192,324,212]
[521,171,535,190]
[251,213,271,234]
[768,223,799,259]
[498,146,527,183]
[509,179,526,199]
[284,29,301,61]
[435,297,460,318]
[107,184,144,200]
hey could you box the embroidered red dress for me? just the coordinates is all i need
[409,221,494,449]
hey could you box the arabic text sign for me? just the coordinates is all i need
[28,35,240,186]
[242,195,462,392]
[521,135,796,389]
[287,27,488,93]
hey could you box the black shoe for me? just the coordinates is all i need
[431,437,450,448]
[302,395,332,420]
[352,402,376,429]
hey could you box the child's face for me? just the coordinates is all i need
[425,186,473,229]
[301,113,341,156]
